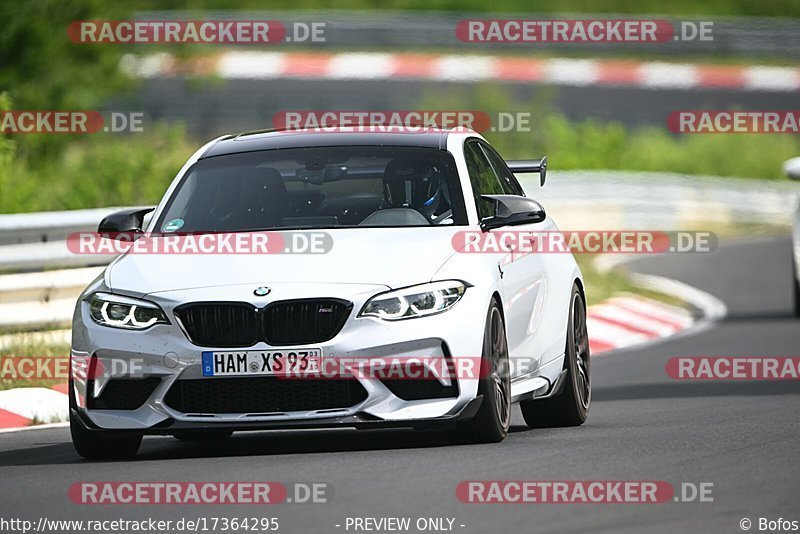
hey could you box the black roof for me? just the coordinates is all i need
[201,128,452,159]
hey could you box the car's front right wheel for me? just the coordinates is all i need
[70,415,142,460]
[454,297,511,444]
[69,380,142,460]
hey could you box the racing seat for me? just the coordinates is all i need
[365,156,451,225]
[231,168,288,230]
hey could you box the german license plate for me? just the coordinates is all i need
[201,349,322,377]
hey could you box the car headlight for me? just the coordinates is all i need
[359,280,468,321]
[87,292,169,330]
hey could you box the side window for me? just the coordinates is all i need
[480,144,525,196]
[464,141,504,219]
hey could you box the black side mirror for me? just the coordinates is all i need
[98,207,155,236]
[479,195,546,231]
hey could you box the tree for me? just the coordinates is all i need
[0,0,133,161]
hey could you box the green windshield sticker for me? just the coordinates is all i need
[163,218,185,232]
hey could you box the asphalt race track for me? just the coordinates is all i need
[0,237,797,534]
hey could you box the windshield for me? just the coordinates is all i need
[155,146,468,233]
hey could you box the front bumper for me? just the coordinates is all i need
[71,281,489,431]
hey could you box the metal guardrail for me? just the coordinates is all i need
[0,267,104,328]
[0,208,122,328]
[528,171,796,230]
[0,207,123,247]
[0,207,153,271]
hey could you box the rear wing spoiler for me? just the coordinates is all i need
[506,157,548,186]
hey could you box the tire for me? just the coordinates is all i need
[455,297,511,444]
[70,414,142,460]
[69,379,142,460]
[520,283,590,428]
[172,430,234,441]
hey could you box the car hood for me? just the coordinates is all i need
[106,227,466,295]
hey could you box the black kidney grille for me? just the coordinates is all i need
[175,299,352,348]
[263,300,349,345]
[163,377,368,414]
[176,303,260,347]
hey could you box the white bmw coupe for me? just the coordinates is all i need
[70,127,590,459]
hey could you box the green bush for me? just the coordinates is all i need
[0,122,193,213]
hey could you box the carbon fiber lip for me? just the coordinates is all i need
[70,395,482,436]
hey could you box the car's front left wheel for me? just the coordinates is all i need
[520,283,590,428]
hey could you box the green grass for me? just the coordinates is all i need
[576,255,685,308]
[0,323,71,336]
